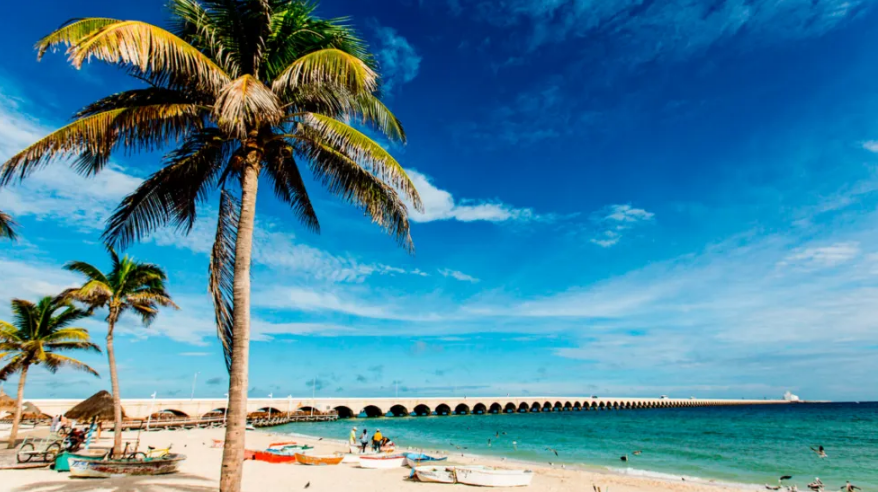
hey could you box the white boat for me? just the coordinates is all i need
[414,466,456,484]
[348,445,395,455]
[358,455,405,469]
[454,467,534,487]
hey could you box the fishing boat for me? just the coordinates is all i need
[348,445,395,455]
[253,450,297,464]
[403,453,448,468]
[69,454,186,478]
[268,441,297,448]
[54,449,109,473]
[414,466,457,484]
[295,453,344,466]
[454,467,534,487]
[358,455,405,469]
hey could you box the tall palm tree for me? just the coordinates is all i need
[0,210,16,240]
[0,2,421,490]
[0,296,101,448]
[62,249,177,456]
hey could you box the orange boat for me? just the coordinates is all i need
[295,453,343,466]
[268,441,297,448]
[254,451,297,464]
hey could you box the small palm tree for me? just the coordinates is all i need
[0,296,100,448]
[62,249,177,456]
[0,210,15,240]
[1,2,421,489]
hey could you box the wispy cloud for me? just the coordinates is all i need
[439,268,479,283]
[863,140,878,153]
[408,170,540,223]
[590,204,655,247]
[179,352,211,357]
[780,242,860,269]
[369,21,421,93]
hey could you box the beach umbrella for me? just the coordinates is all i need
[65,390,125,422]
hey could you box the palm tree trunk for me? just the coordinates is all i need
[220,154,261,492]
[106,313,123,457]
[6,364,28,449]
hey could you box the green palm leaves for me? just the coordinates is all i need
[0,210,15,240]
[0,297,101,381]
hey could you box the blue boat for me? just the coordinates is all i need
[403,453,447,468]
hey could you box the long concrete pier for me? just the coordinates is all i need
[23,396,787,420]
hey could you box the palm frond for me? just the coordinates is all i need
[67,21,231,94]
[0,105,204,185]
[0,209,17,240]
[0,355,27,381]
[209,189,239,373]
[350,94,406,143]
[272,48,377,97]
[74,88,201,118]
[35,17,121,59]
[63,261,110,284]
[42,328,94,344]
[45,341,102,353]
[127,291,178,310]
[214,74,283,138]
[300,141,414,251]
[42,353,99,376]
[102,129,230,249]
[263,142,319,232]
[299,113,422,211]
[169,0,242,77]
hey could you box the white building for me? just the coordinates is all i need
[783,391,800,402]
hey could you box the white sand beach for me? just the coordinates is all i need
[0,427,760,492]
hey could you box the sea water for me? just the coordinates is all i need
[271,402,877,489]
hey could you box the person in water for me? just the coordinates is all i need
[372,429,383,451]
[359,429,369,453]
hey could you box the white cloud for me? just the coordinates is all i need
[408,170,538,223]
[590,204,654,247]
[781,242,860,268]
[862,140,878,153]
[439,268,479,283]
[178,352,211,357]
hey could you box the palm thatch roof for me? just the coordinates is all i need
[65,390,123,421]
[0,391,14,411]
[22,402,41,414]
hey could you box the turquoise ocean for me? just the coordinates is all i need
[270,403,877,489]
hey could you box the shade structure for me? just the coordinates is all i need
[0,391,14,411]
[64,390,124,421]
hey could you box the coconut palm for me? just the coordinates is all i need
[61,249,176,456]
[0,296,101,448]
[0,210,16,240]
[0,2,421,489]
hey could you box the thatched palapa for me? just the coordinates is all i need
[65,390,124,421]
[0,390,14,411]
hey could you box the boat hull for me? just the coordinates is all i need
[454,467,534,487]
[414,466,456,484]
[295,453,344,466]
[404,455,448,468]
[358,456,405,469]
[69,454,186,478]
[349,445,395,455]
[253,451,297,464]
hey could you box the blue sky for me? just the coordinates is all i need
[1,0,878,402]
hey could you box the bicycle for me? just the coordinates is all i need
[117,441,172,460]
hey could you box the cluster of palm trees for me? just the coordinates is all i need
[0,249,176,454]
[0,1,420,491]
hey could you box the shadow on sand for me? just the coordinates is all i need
[13,472,216,492]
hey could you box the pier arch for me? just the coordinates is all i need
[201,408,226,419]
[563,402,572,411]
[333,406,355,418]
[542,401,553,412]
[554,401,564,411]
[435,404,451,416]
[455,403,471,415]
[362,405,384,418]
[573,402,582,411]
[489,403,503,414]
[518,402,529,413]
[505,402,517,413]
[530,402,542,412]
[258,407,283,414]
[158,409,189,417]
[473,403,488,414]
[389,405,409,417]
[414,404,432,416]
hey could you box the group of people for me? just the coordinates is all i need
[349,426,394,453]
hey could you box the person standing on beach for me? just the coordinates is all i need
[372,429,383,451]
[360,429,369,453]
[349,426,357,445]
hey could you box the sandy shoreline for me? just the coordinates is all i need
[0,427,761,491]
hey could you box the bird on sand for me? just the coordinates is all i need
[304,482,310,489]
[317,437,323,441]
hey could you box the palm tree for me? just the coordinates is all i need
[0,296,101,448]
[0,2,421,490]
[0,210,16,240]
[62,249,177,456]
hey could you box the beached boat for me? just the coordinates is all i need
[339,453,360,464]
[253,450,297,464]
[454,467,534,487]
[295,453,344,466]
[414,466,456,484]
[69,454,186,478]
[358,455,405,469]
[404,453,447,468]
[54,449,109,473]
